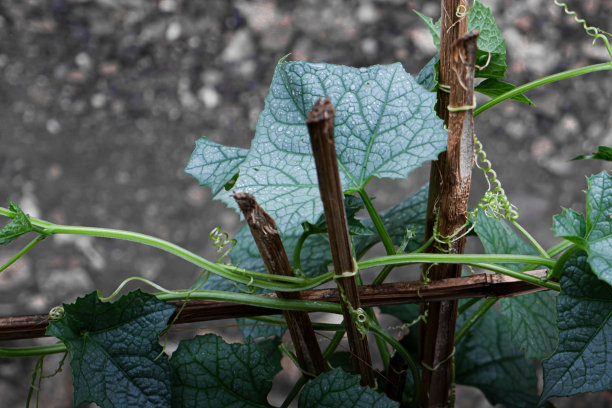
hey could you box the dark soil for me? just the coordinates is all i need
[1,0,612,406]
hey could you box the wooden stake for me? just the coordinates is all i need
[419,0,480,398]
[0,270,548,341]
[234,192,326,377]
[306,97,376,387]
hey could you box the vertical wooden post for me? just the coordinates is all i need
[306,97,376,387]
[234,192,327,377]
[419,0,479,404]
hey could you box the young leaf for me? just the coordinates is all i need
[552,208,586,244]
[571,145,612,162]
[298,368,399,408]
[414,10,440,48]
[415,1,507,79]
[184,137,248,195]
[45,290,177,408]
[219,60,447,232]
[415,54,439,92]
[354,184,429,257]
[552,171,612,286]
[540,251,612,401]
[0,201,33,245]
[467,1,507,79]
[474,213,558,359]
[475,79,534,106]
[170,334,282,408]
[456,303,539,408]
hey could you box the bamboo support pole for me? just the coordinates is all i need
[0,270,548,341]
[306,97,376,387]
[419,0,479,402]
[233,192,326,377]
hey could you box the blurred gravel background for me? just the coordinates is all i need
[1,0,612,406]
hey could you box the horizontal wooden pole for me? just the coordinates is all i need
[0,270,548,341]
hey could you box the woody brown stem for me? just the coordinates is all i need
[419,0,479,403]
[234,192,326,377]
[0,270,548,341]
[306,97,376,387]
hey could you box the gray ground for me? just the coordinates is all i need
[1,0,612,406]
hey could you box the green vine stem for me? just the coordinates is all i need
[365,308,391,370]
[281,376,308,408]
[510,219,550,259]
[369,322,420,404]
[0,207,319,292]
[455,297,498,344]
[457,297,481,316]
[0,344,67,358]
[462,263,560,291]
[359,253,555,269]
[157,289,343,314]
[359,254,559,290]
[547,239,573,258]
[249,315,344,332]
[357,188,395,256]
[474,61,612,116]
[0,234,45,274]
[372,236,435,286]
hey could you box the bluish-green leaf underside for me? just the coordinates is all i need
[215,60,446,232]
[185,137,248,195]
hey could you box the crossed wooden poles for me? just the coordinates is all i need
[0,23,548,406]
[1,51,550,402]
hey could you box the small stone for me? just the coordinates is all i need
[166,21,182,41]
[91,93,107,108]
[198,86,221,109]
[221,29,254,63]
[46,118,61,134]
[356,2,379,23]
[158,0,177,12]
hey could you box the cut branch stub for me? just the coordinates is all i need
[234,192,326,377]
[306,97,376,388]
[419,4,479,406]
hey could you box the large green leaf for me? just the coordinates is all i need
[416,1,506,79]
[46,290,176,408]
[298,368,399,408]
[0,201,33,245]
[184,137,248,195]
[170,334,282,408]
[456,303,539,408]
[217,60,446,232]
[552,171,612,285]
[499,292,557,359]
[540,251,612,401]
[474,213,558,359]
